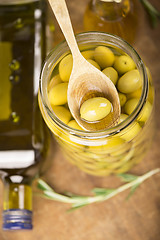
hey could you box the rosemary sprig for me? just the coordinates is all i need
[37,168,160,210]
[139,0,160,28]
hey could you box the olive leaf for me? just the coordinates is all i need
[92,188,116,196]
[118,173,138,182]
[117,173,140,200]
[38,179,54,191]
[67,203,88,212]
[126,183,140,200]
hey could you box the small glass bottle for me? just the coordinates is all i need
[0,0,51,230]
[83,0,139,44]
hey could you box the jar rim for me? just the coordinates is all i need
[39,31,148,139]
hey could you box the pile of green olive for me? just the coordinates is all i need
[48,45,153,131]
[43,44,154,176]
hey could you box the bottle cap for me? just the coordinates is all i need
[3,209,32,230]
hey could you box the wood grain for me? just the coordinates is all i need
[0,0,160,239]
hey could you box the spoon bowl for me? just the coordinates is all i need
[48,0,120,131]
[68,56,120,131]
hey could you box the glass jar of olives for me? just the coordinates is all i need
[39,32,155,176]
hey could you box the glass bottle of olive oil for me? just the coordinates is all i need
[0,0,50,230]
[83,0,139,44]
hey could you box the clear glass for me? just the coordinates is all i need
[83,0,139,44]
[39,32,155,176]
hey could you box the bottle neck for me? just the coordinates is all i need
[3,181,32,210]
[91,0,130,21]
[2,178,33,230]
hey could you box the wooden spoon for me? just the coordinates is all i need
[48,0,120,131]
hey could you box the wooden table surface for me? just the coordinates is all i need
[0,0,160,239]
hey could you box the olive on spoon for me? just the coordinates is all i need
[48,0,120,131]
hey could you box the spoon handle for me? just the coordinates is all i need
[48,0,80,59]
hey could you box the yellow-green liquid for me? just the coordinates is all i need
[40,43,155,176]
[0,1,50,209]
[83,0,139,44]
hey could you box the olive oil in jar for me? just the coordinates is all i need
[83,0,139,44]
[0,0,50,230]
[39,32,155,177]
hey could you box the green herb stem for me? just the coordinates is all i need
[37,168,160,210]
[139,0,160,28]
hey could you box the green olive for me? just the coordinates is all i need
[118,113,128,123]
[117,69,142,94]
[59,54,73,82]
[52,106,71,124]
[68,120,83,130]
[94,46,115,69]
[120,121,141,141]
[102,67,118,85]
[87,59,101,70]
[48,82,68,106]
[102,137,125,150]
[80,97,112,122]
[118,92,127,107]
[124,98,152,122]
[81,50,94,60]
[126,87,142,100]
[139,100,152,122]
[48,74,62,91]
[113,55,136,75]
[124,98,139,115]
[117,113,141,141]
[89,137,125,153]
